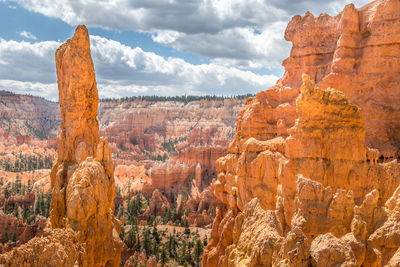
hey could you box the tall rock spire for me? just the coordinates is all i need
[55,25,99,163]
[0,24,122,267]
[49,25,122,266]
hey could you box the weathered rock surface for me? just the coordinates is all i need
[139,189,170,220]
[0,25,122,266]
[0,214,46,253]
[283,0,400,157]
[204,1,400,265]
[203,72,400,266]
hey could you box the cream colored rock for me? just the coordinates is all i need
[224,199,283,267]
[0,228,85,266]
[310,233,357,267]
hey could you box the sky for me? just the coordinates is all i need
[0,0,370,100]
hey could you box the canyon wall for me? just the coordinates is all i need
[203,1,400,266]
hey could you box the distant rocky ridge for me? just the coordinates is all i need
[0,90,244,146]
[0,91,244,203]
[0,91,60,139]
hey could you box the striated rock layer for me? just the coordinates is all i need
[0,25,122,266]
[203,72,400,266]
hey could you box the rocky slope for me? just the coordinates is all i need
[203,1,400,266]
[0,25,122,266]
[0,91,60,139]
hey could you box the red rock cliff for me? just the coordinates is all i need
[203,1,400,266]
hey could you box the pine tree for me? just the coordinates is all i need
[15,174,21,194]
[125,227,137,249]
[3,231,9,243]
[168,234,174,258]
[160,247,167,266]
[13,204,19,218]
[178,239,188,265]
[153,241,159,261]
[34,193,41,215]
[3,199,8,214]
[194,238,204,266]
[22,206,29,222]
[172,228,177,256]
[11,232,17,242]
[143,228,152,257]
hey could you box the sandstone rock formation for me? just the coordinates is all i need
[283,0,400,157]
[139,189,170,220]
[203,1,400,265]
[203,72,400,266]
[0,25,122,266]
[0,214,46,253]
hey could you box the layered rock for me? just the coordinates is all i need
[0,91,60,139]
[203,73,400,266]
[0,90,240,206]
[204,1,400,265]
[0,25,122,266]
[283,0,400,156]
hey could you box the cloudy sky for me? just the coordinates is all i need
[0,0,370,100]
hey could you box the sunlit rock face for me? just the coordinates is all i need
[204,1,400,265]
[0,25,123,266]
[283,0,400,157]
[203,75,400,266]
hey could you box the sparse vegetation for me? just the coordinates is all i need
[101,94,254,103]
[0,152,53,172]
[118,191,210,266]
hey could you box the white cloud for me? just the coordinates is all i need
[0,36,278,100]
[90,35,278,97]
[0,79,58,100]
[18,30,37,40]
[0,38,59,83]
[9,0,371,70]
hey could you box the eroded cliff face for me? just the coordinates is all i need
[203,73,400,265]
[0,25,122,266]
[204,1,400,265]
[283,0,400,157]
